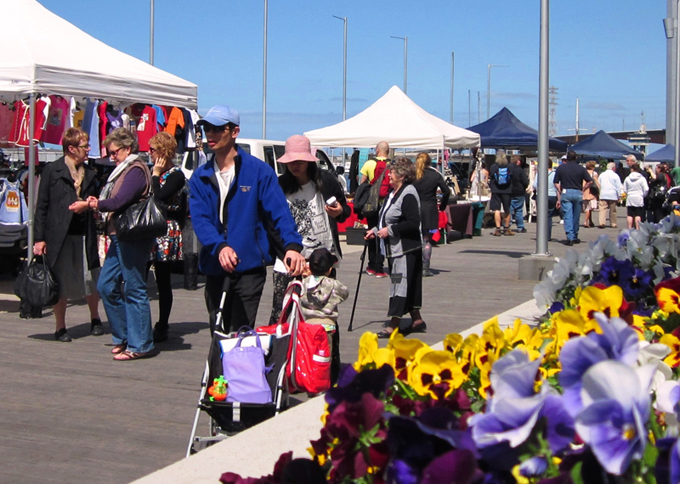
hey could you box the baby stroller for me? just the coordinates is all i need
[186,287,292,456]
[663,186,680,216]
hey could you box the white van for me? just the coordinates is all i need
[181,138,335,178]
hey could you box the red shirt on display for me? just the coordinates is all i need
[134,105,157,152]
[9,97,49,147]
[42,95,70,145]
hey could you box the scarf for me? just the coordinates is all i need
[98,154,138,201]
[64,156,85,199]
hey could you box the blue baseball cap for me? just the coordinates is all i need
[197,105,240,127]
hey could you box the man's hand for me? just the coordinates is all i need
[218,246,240,273]
[33,241,46,256]
[283,251,306,276]
[555,200,561,210]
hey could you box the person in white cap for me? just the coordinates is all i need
[189,105,305,334]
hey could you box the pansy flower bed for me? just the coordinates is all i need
[221,216,680,484]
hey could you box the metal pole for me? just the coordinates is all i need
[450,52,455,124]
[391,36,407,94]
[536,0,550,256]
[27,93,36,260]
[149,0,155,65]
[667,0,678,147]
[487,64,509,119]
[468,90,471,127]
[333,15,348,167]
[262,0,268,139]
[676,0,680,167]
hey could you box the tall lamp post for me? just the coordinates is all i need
[391,35,408,94]
[149,0,154,65]
[332,16,347,122]
[536,0,550,256]
[262,0,268,139]
[450,51,455,124]
[487,64,509,120]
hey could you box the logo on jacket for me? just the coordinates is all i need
[240,186,251,192]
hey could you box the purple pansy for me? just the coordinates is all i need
[574,360,655,475]
[618,265,653,299]
[558,313,640,417]
[470,349,574,456]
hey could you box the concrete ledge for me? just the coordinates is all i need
[132,298,544,484]
[518,254,556,281]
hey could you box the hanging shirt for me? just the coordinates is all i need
[81,99,101,157]
[106,108,125,133]
[0,102,13,145]
[72,109,85,129]
[97,101,108,150]
[164,107,185,137]
[0,179,28,225]
[153,105,166,131]
[9,97,50,147]
[42,95,70,144]
[134,105,157,152]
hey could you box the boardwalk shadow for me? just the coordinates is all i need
[459,249,531,259]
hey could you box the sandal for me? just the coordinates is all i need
[113,350,150,361]
[377,329,396,339]
[409,321,427,334]
[111,344,127,355]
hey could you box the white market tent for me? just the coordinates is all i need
[0,0,198,108]
[0,0,198,254]
[304,86,480,149]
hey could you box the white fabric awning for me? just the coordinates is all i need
[0,0,197,109]
[305,86,479,150]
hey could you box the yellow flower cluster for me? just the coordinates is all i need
[354,284,674,400]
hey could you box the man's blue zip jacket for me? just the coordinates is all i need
[188,147,302,277]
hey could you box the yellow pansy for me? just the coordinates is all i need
[408,350,465,399]
[660,333,680,367]
[475,318,506,369]
[578,285,624,324]
[443,333,464,354]
[388,332,429,380]
[657,287,680,314]
[503,319,545,352]
[354,332,395,371]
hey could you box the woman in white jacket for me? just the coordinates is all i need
[622,163,649,229]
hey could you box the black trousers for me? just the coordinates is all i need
[204,267,266,334]
[366,213,385,272]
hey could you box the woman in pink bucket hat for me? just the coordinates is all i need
[269,135,350,383]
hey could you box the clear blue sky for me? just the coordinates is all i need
[39,0,667,142]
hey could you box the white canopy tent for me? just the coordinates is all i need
[304,86,480,149]
[0,0,198,108]
[0,0,198,255]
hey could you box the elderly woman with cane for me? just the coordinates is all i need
[365,157,426,339]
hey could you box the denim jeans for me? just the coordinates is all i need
[560,189,583,241]
[510,196,525,230]
[98,236,154,353]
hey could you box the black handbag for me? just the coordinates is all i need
[115,193,167,241]
[13,257,59,307]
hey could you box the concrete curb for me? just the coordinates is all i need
[132,298,544,483]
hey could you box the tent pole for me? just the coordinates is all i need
[27,92,36,261]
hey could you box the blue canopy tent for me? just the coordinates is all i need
[646,144,674,162]
[569,130,643,160]
[466,107,568,151]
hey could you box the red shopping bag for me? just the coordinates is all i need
[257,281,331,394]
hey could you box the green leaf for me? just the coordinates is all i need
[570,461,584,484]
[643,442,659,468]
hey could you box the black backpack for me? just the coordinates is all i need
[353,168,387,219]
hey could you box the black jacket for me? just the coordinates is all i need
[510,163,529,197]
[34,157,100,270]
[413,167,450,231]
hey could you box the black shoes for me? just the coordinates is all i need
[516,228,527,233]
[574,239,581,244]
[153,323,168,343]
[54,328,72,342]
[91,318,104,336]
[565,240,574,246]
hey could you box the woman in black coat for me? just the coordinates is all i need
[33,128,102,342]
[413,152,450,277]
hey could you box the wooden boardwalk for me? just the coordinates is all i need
[0,214,624,483]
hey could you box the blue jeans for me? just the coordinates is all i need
[560,189,582,241]
[510,196,525,230]
[98,236,154,353]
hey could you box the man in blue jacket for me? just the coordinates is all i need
[189,105,305,333]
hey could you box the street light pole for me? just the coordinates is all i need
[450,51,455,124]
[262,0,268,139]
[536,0,550,256]
[487,64,509,120]
[332,16,347,121]
[676,0,680,167]
[149,0,155,65]
[391,36,408,94]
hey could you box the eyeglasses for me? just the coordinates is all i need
[78,144,90,149]
[203,124,228,134]
[149,147,157,153]
[109,147,123,158]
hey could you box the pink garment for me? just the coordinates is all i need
[42,95,70,144]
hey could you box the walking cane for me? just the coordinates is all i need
[347,241,368,332]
